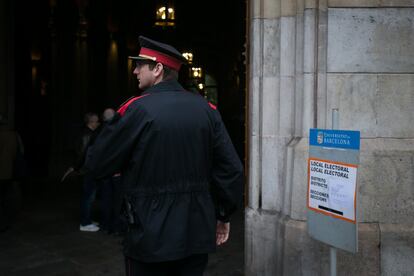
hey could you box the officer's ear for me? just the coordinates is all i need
[153,62,164,78]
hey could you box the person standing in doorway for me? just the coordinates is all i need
[85,36,243,275]
[0,115,24,232]
[75,112,100,232]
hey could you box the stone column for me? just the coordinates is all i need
[0,0,14,127]
[246,0,414,275]
[74,9,89,114]
[107,36,120,104]
[0,0,6,120]
[48,2,64,176]
[246,0,285,274]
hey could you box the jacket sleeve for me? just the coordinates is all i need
[84,102,150,179]
[211,111,244,222]
[73,130,92,171]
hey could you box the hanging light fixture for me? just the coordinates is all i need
[155,1,175,27]
[191,67,203,79]
[182,52,193,64]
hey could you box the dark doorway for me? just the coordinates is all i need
[3,1,247,274]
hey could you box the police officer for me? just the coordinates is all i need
[85,36,243,275]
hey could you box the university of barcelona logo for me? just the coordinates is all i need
[317,132,324,144]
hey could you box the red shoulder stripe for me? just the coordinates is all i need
[208,102,217,110]
[117,94,149,116]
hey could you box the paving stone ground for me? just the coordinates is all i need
[0,179,244,276]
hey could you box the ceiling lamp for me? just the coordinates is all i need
[182,52,193,64]
[155,2,175,27]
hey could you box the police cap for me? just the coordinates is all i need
[129,36,187,71]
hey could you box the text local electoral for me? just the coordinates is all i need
[310,161,350,179]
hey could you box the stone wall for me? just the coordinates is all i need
[246,0,414,275]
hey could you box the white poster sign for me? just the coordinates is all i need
[308,158,358,222]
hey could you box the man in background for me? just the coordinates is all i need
[0,114,23,232]
[75,112,100,232]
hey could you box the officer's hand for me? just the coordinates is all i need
[216,221,230,246]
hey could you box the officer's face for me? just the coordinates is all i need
[133,61,156,90]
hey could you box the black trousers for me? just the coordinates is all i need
[125,254,208,276]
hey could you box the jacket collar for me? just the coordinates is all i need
[145,79,186,94]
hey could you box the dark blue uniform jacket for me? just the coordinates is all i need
[85,79,243,262]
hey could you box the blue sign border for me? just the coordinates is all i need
[310,129,360,150]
